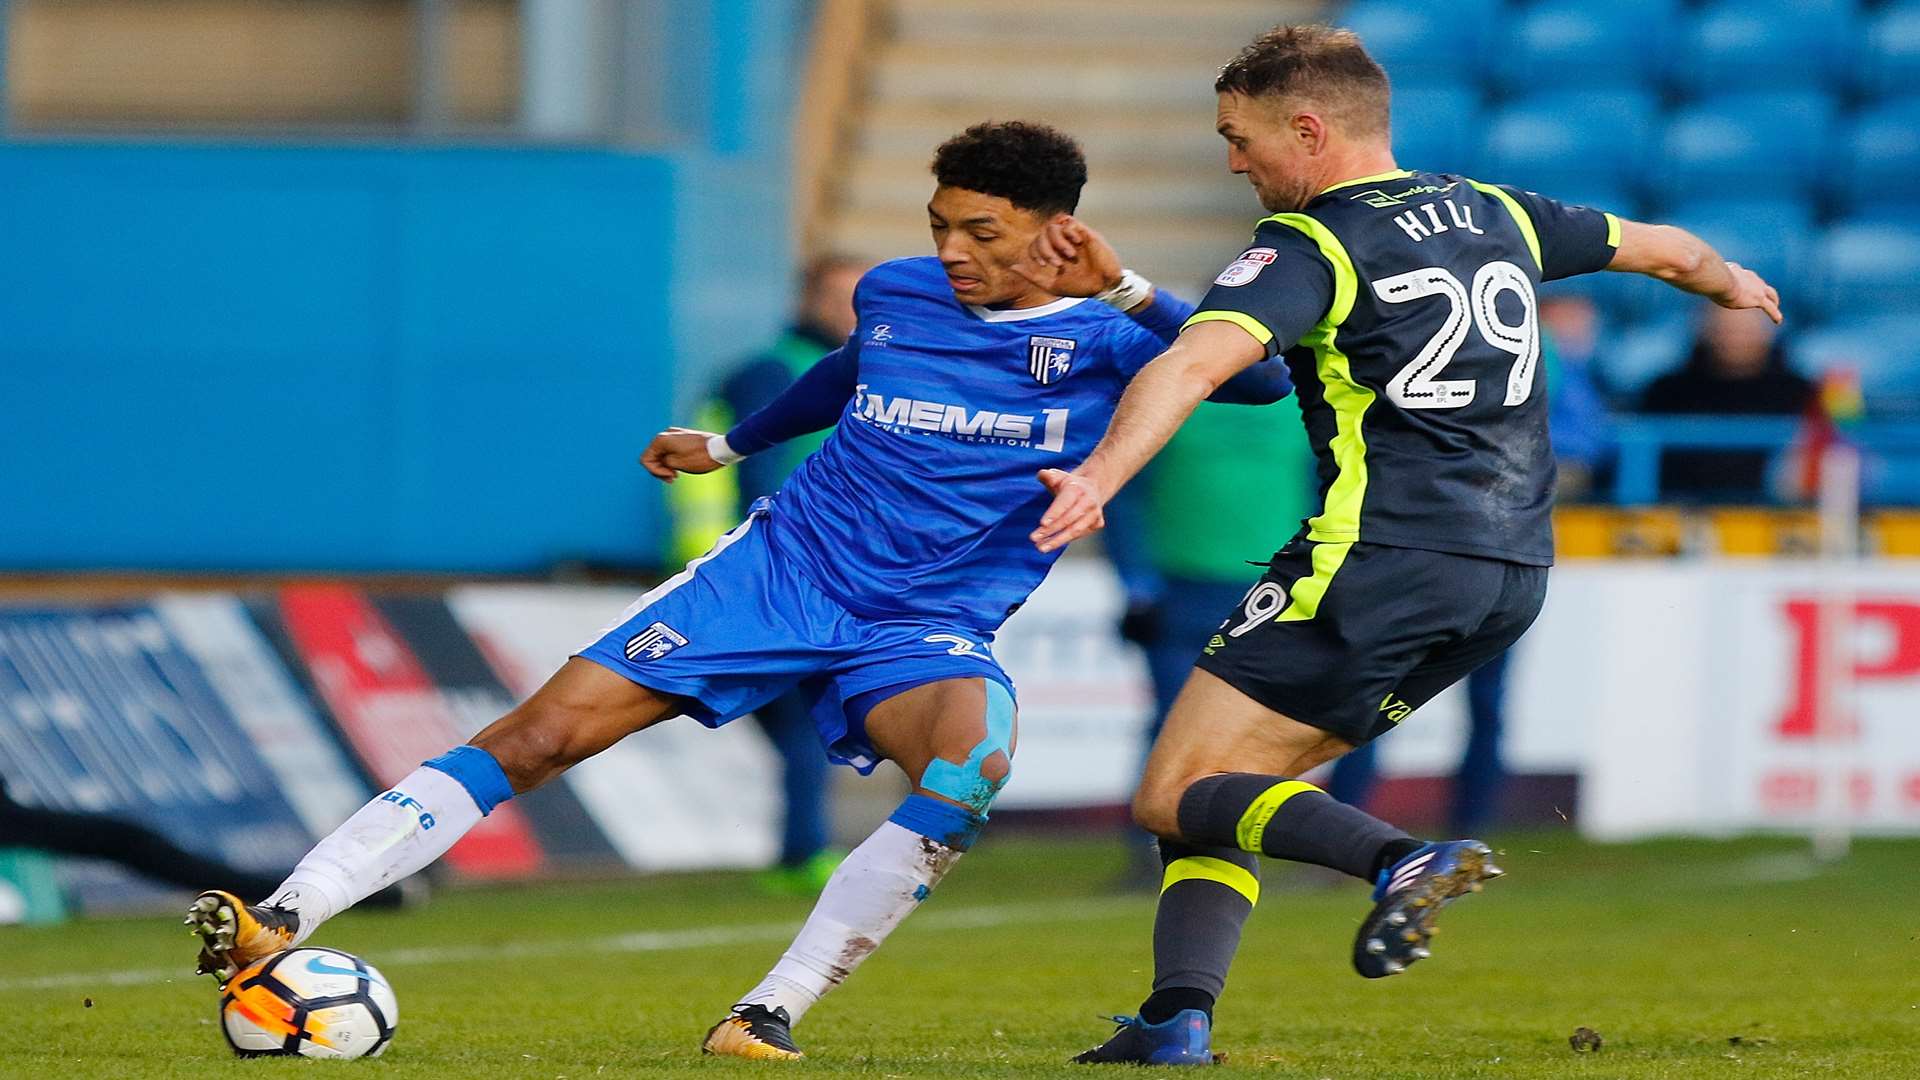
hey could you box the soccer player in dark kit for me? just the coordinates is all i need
[1024,26,1782,1065]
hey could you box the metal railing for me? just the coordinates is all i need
[1611,416,1920,504]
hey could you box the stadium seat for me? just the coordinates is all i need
[1791,316,1920,403]
[1840,98,1920,215]
[1598,315,1695,398]
[1494,0,1676,92]
[1340,0,1500,88]
[1391,87,1482,176]
[1548,263,1683,329]
[1661,92,1838,201]
[1480,92,1658,198]
[1663,199,1817,311]
[1812,221,1920,318]
[1859,3,1920,100]
[1671,1,1852,94]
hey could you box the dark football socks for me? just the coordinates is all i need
[1176,773,1416,881]
[1138,838,1259,1023]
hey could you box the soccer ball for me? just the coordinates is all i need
[219,947,398,1059]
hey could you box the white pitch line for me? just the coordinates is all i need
[0,895,1150,995]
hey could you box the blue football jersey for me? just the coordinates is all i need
[763,257,1177,633]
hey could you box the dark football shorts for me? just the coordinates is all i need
[1193,538,1548,745]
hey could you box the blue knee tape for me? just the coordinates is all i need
[919,680,1016,815]
[422,745,515,815]
[889,793,986,852]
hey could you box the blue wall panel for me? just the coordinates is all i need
[0,144,677,571]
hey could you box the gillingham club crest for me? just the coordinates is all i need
[624,621,689,662]
[1027,335,1076,385]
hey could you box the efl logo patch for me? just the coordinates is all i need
[1027,335,1076,385]
[1214,247,1278,287]
[625,621,689,662]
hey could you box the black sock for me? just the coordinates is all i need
[1139,986,1216,1024]
[1370,838,1426,880]
[1139,838,1257,1024]
[1176,773,1414,881]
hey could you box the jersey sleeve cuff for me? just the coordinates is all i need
[1182,309,1276,346]
[1603,211,1622,248]
[706,433,745,465]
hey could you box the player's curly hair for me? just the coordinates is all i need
[931,121,1086,216]
[1216,25,1391,139]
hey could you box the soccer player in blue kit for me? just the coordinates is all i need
[183,121,1292,1061]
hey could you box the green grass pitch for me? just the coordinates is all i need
[2,832,1916,1078]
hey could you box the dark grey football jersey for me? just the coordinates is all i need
[1186,169,1620,567]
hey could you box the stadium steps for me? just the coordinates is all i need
[842,157,1256,218]
[813,0,1320,293]
[886,0,1302,47]
[824,214,1261,295]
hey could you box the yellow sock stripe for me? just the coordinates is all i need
[1161,856,1260,906]
[1234,780,1322,853]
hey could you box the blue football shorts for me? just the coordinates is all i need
[575,500,1016,772]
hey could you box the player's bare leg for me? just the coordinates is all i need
[189,659,688,983]
[705,677,1014,1061]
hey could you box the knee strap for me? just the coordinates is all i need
[918,680,1016,815]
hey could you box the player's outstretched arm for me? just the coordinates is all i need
[639,344,862,485]
[1030,321,1266,552]
[1608,219,1782,323]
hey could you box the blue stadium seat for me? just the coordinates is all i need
[1598,315,1695,398]
[1791,316,1920,402]
[1661,93,1838,201]
[1391,87,1481,175]
[1841,98,1920,214]
[1481,92,1658,198]
[1584,268,1694,326]
[1340,0,1500,88]
[1664,199,1817,311]
[1813,221,1920,318]
[1860,3,1920,100]
[1671,2,1852,94]
[1493,0,1675,92]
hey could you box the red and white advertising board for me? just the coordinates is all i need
[1570,562,1920,839]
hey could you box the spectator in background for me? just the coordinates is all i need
[668,253,868,895]
[1105,396,1317,887]
[717,255,868,515]
[1539,294,1614,500]
[1639,304,1814,501]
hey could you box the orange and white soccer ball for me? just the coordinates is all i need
[220,947,398,1059]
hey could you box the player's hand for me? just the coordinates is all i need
[1030,467,1110,552]
[1713,261,1783,324]
[1012,215,1125,299]
[639,427,722,483]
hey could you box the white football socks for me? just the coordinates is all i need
[265,760,492,945]
[736,819,965,1024]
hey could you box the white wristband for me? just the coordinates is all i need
[706,434,744,466]
[1095,268,1154,311]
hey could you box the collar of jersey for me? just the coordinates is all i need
[965,294,1090,322]
[1317,169,1414,196]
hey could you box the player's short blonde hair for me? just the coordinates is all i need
[1215,25,1392,141]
